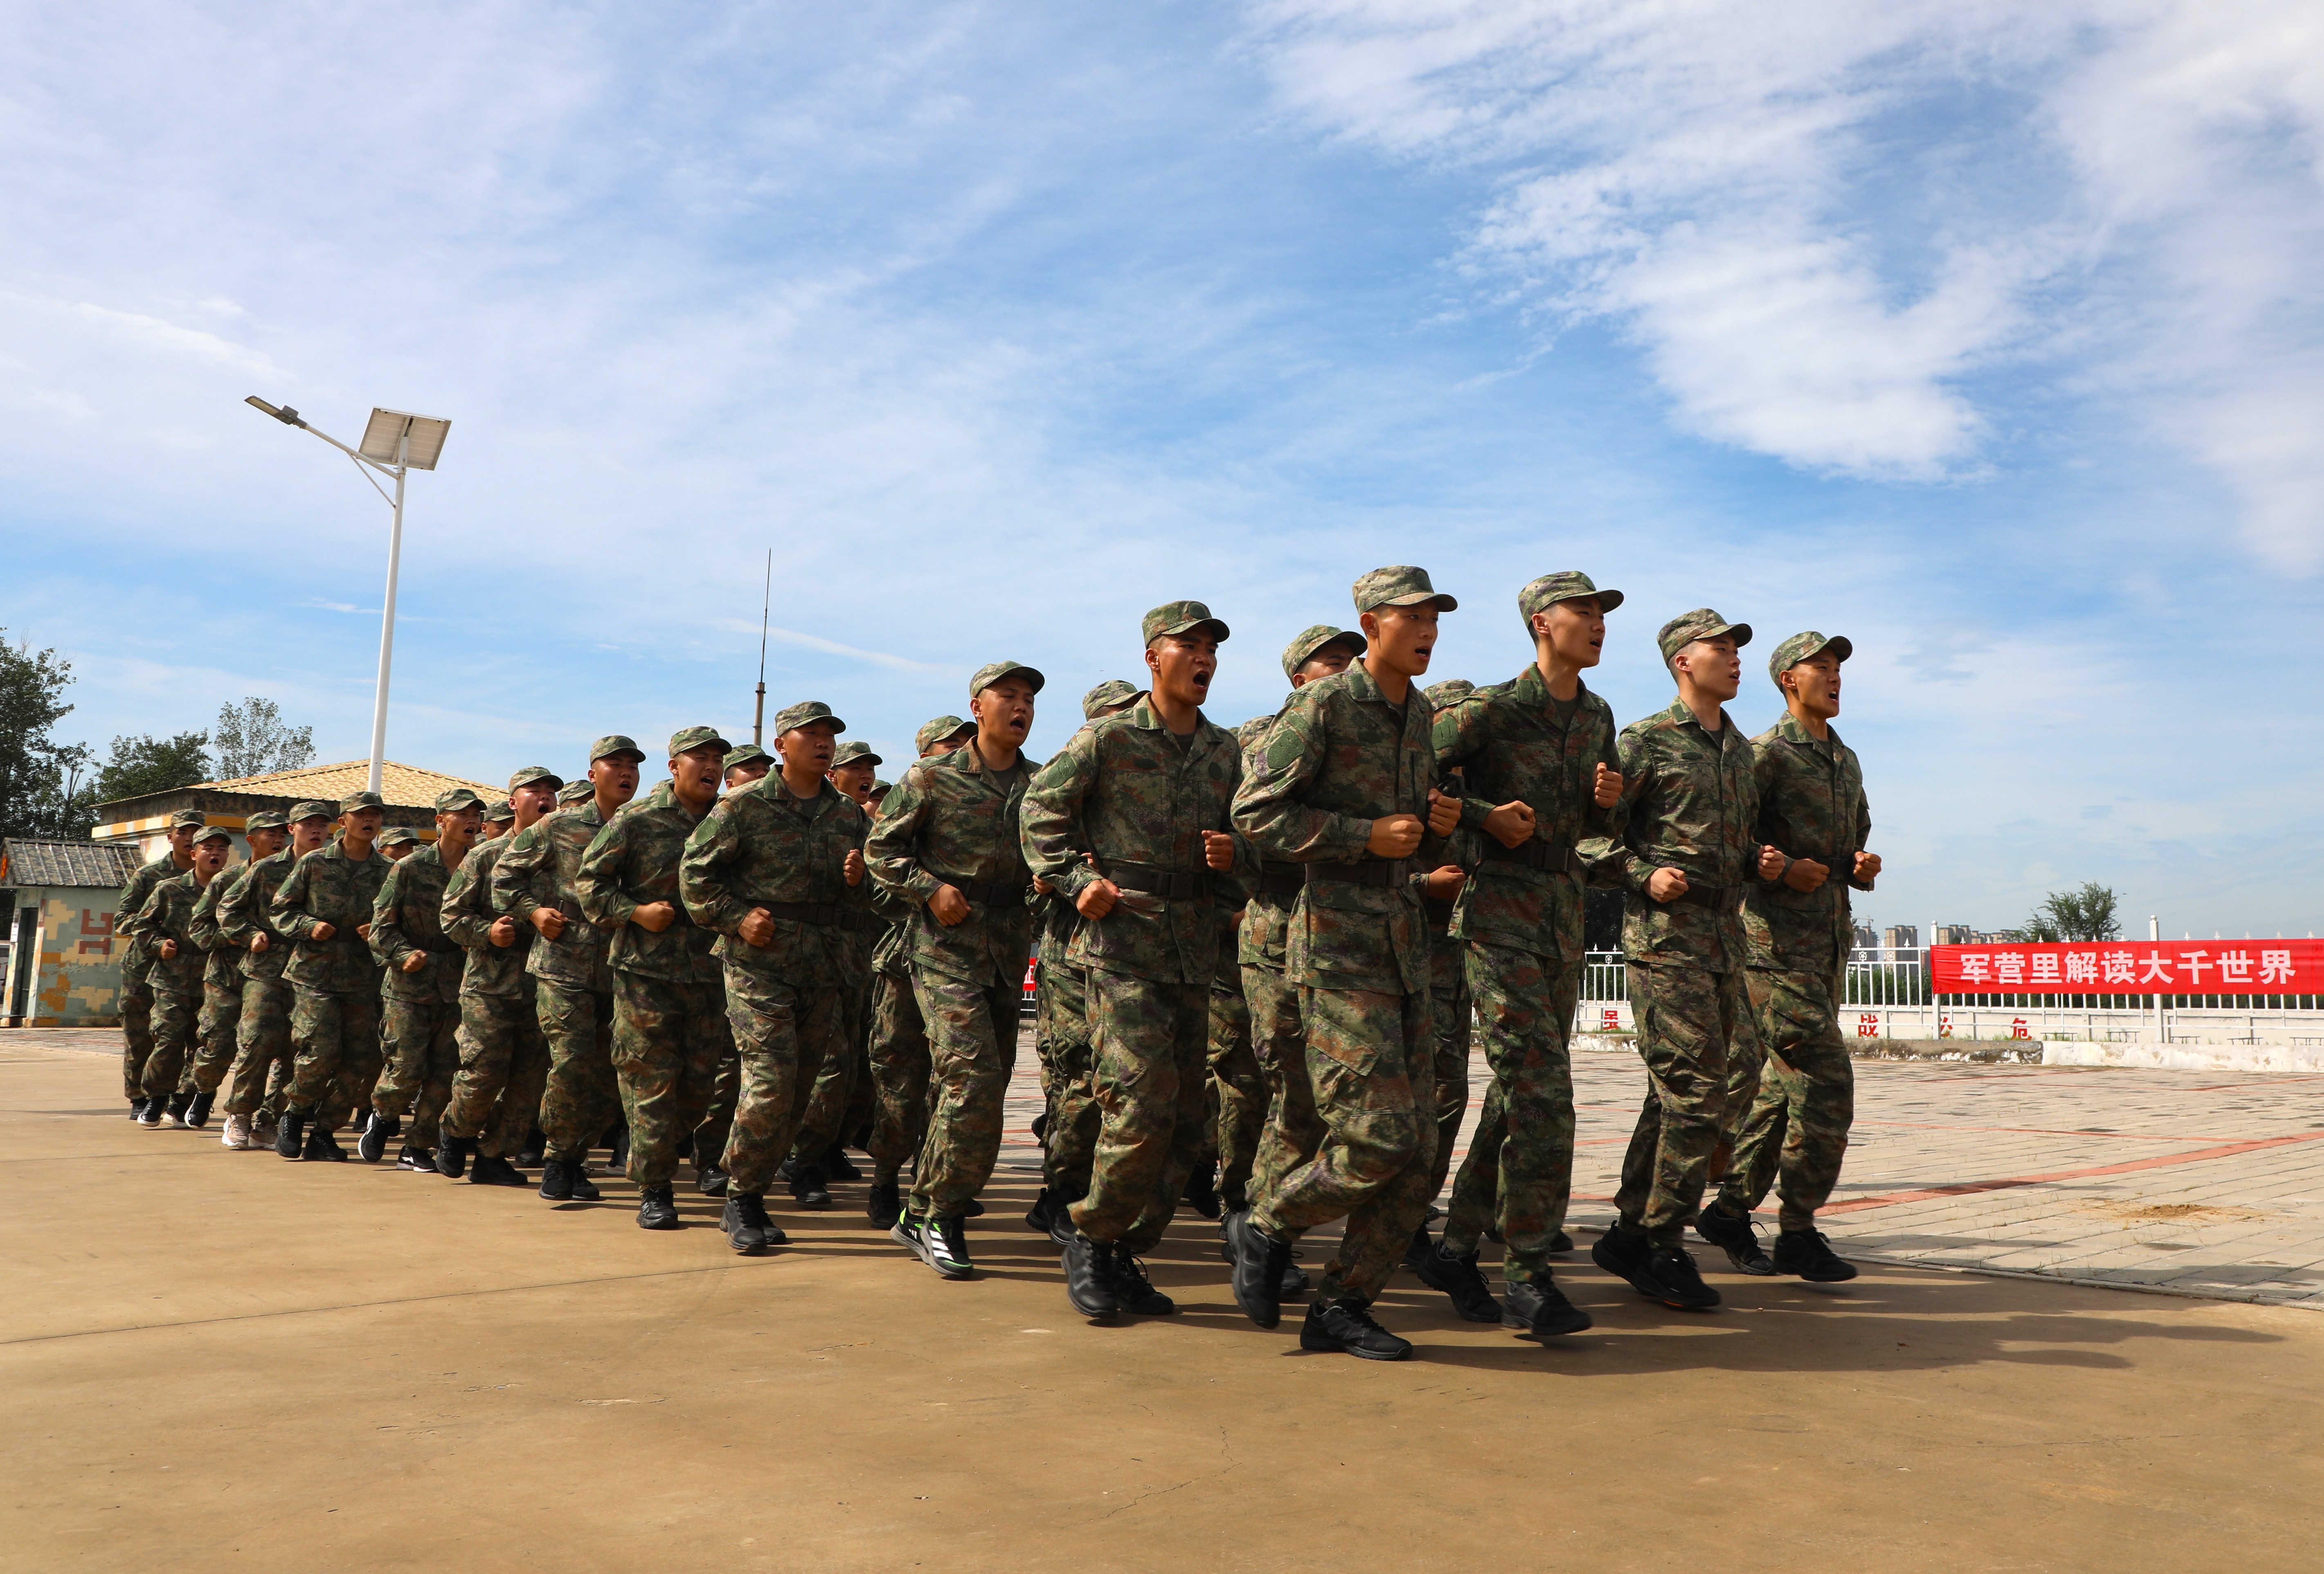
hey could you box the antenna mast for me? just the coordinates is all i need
[752,549,771,745]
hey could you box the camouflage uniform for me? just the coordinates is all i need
[578,770,730,1190]
[1433,646,1623,1282]
[680,749,871,1200]
[216,825,312,1119]
[1592,626,1765,1248]
[113,830,194,1098]
[1234,709,1314,1212]
[1233,624,1444,1308]
[369,837,466,1150]
[1715,655,1871,1231]
[1206,900,1265,1208]
[273,836,393,1129]
[440,816,549,1159]
[863,895,932,1185]
[1023,676,1249,1254]
[125,869,210,1100]
[186,864,247,1094]
[494,793,620,1164]
[869,730,1038,1223]
[791,739,886,1172]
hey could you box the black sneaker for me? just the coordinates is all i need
[275,1107,309,1159]
[128,1096,148,1122]
[1063,1234,1119,1320]
[1228,1210,1291,1330]
[696,1165,730,1197]
[960,1198,984,1218]
[891,1212,931,1266]
[1695,1200,1776,1274]
[1300,1298,1412,1361]
[724,1192,779,1253]
[925,1216,975,1280]
[637,1184,680,1230]
[538,1157,575,1201]
[395,1145,433,1172]
[1024,1187,1057,1236]
[1502,1278,1593,1338]
[1548,1230,1573,1254]
[137,1098,165,1129]
[1279,1261,1311,1297]
[1641,1246,1721,1311]
[356,1111,398,1164]
[789,1165,832,1210]
[184,1089,215,1129]
[471,1154,529,1187]
[867,1181,903,1228]
[1044,1193,1080,1248]
[1181,1161,1221,1220]
[1590,1221,1658,1298]
[1412,1244,1502,1324]
[606,1126,630,1175]
[436,1136,474,1179]
[164,1091,193,1127]
[1402,1221,1435,1272]
[1772,1227,1858,1282]
[822,1145,862,1183]
[301,1125,340,1162]
[1111,1253,1177,1316]
[516,1129,546,1168]
[566,1164,602,1202]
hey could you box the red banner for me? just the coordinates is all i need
[1932,940,2324,995]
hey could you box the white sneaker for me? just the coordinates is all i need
[221,1114,251,1150]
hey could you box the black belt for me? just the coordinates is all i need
[946,878,1024,908]
[1662,882,1742,912]
[759,901,871,931]
[1481,840,1582,873]
[1257,862,1305,898]
[1109,865,1215,902]
[1306,858,1410,889]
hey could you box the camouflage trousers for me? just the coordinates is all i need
[1440,942,1579,1284]
[790,983,864,1168]
[1241,962,1308,1207]
[186,976,244,1093]
[610,972,729,1189]
[1206,973,1265,1210]
[696,1040,740,1175]
[1616,961,1757,1246]
[1252,986,1437,1305]
[142,986,202,1100]
[910,970,1020,1223]
[225,974,295,1117]
[119,980,153,1100]
[866,970,931,1183]
[441,990,551,1159]
[537,981,618,1163]
[1068,970,1210,1254]
[1422,938,1473,1200]
[1035,957,1100,1198]
[287,988,383,1131]
[374,997,460,1150]
[1716,967,1855,1231]
[720,966,840,1197]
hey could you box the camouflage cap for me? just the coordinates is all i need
[589,734,646,763]
[507,765,562,792]
[915,715,972,755]
[1141,600,1230,647]
[339,790,386,814]
[191,823,233,845]
[1352,565,1456,614]
[432,786,485,813]
[1518,570,1623,625]
[1081,679,1141,719]
[480,798,516,823]
[721,743,769,771]
[969,660,1045,699]
[1767,630,1853,688]
[168,808,207,829]
[830,741,883,769]
[289,800,337,823]
[377,826,419,847]
[1422,678,1476,707]
[243,810,290,832]
[1280,624,1367,681]
[773,701,844,737]
[867,778,895,798]
[555,779,594,804]
[668,725,731,757]
[1656,608,1753,667]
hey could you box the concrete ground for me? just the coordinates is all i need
[7,1029,2322,1572]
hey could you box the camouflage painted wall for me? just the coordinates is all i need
[9,890,128,1026]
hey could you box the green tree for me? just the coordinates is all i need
[0,632,80,840]
[2021,882,2122,943]
[213,696,314,780]
[93,731,213,804]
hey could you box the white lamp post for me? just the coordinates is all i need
[246,397,451,797]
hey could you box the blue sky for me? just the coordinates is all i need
[4,0,2320,938]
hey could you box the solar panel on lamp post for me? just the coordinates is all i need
[245,397,451,797]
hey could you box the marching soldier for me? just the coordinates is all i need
[181,815,281,1130]
[115,808,202,1118]
[125,825,234,1125]
[217,802,333,1151]
[364,788,485,1169]
[722,744,771,790]
[271,793,395,1162]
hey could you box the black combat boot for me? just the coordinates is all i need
[301,1123,340,1162]
[356,1111,398,1164]
[1695,1199,1776,1275]
[183,1089,215,1129]
[1110,1253,1176,1316]
[1502,1276,1594,1338]
[1300,1298,1412,1361]
[723,1192,777,1253]
[1062,1234,1119,1320]
[275,1106,309,1159]
[867,1180,903,1228]
[1402,1221,1435,1272]
[821,1143,861,1182]
[1590,1220,1657,1298]
[1181,1160,1221,1220]
[1412,1243,1503,1324]
[1771,1227,1858,1282]
[436,1136,474,1179]
[1044,1190,1080,1248]
[1228,1210,1291,1330]
[788,1164,832,1209]
[1640,1245,1721,1311]
[1024,1187,1057,1236]
[637,1184,680,1230]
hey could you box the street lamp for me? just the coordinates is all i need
[246,396,451,797]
